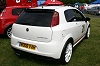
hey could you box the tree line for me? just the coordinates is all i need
[60,0,95,4]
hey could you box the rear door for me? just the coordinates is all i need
[12,9,54,42]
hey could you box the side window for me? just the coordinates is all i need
[73,9,85,21]
[97,7,100,10]
[12,8,25,15]
[91,7,95,10]
[64,9,85,22]
[92,7,94,10]
[64,9,75,22]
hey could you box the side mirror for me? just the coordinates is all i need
[85,17,90,21]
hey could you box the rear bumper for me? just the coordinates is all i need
[11,46,57,60]
[11,34,64,59]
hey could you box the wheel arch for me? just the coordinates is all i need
[59,37,74,64]
[85,24,90,39]
[86,24,90,32]
[60,37,74,58]
[88,24,90,27]
[62,37,73,51]
[4,24,13,37]
[4,24,12,33]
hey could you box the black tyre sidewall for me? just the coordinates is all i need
[85,27,90,39]
[60,39,73,64]
[5,26,12,38]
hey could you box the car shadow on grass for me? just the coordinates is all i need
[14,51,62,66]
[0,34,7,38]
[72,38,85,52]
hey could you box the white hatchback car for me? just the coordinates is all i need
[11,6,90,64]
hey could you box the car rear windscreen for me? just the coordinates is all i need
[15,9,54,27]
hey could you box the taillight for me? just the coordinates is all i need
[51,11,59,27]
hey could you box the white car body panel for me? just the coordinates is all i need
[12,24,53,42]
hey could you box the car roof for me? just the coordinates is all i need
[30,6,77,11]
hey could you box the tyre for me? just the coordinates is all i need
[60,40,73,64]
[5,26,12,38]
[86,11,89,14]
[94,12,97,15]
[85,27,90,39]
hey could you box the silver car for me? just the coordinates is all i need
[86,6,100,15]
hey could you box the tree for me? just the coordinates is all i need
[60,0,95,4]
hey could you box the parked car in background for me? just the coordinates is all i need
[11,6,90,64]
[86,6,100,15]
[86,4,100,9]
[0,6,32,38]
[0,0,38,38]
[0,0,6,12]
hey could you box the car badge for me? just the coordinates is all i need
[26,28,29,32]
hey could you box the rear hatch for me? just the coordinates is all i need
[12,9,58,42]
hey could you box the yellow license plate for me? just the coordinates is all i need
[20,42,36,50]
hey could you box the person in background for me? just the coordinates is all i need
[80,5,85,13]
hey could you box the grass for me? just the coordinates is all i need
[0,14,100,66]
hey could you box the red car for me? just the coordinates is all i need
[0,0,37,38]
[0,6,33,38]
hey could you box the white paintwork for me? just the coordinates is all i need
[12,24,52,42]
[11,6,90,60]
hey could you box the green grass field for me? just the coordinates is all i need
[0,14,100,66]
